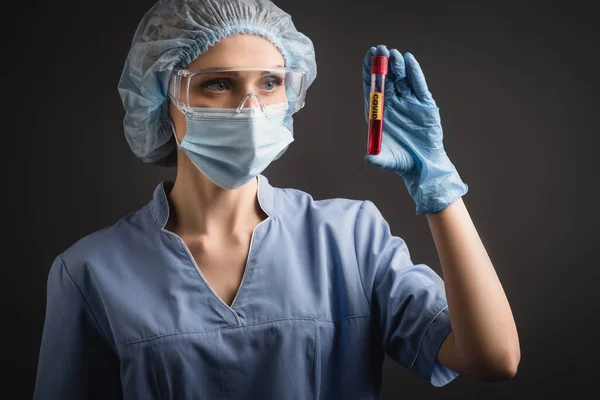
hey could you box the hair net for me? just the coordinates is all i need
[117,0,317,167]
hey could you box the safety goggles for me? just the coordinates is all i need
[168,67,308,118]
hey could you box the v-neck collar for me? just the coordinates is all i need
[146,174,277,326]
[148,174,276,230]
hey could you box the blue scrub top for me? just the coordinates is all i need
[34,174,458,399]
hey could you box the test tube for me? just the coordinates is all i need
[367,55,388,155]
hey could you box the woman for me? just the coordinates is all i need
[34,0,520,398]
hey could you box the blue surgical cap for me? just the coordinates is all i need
[117,0,317,166]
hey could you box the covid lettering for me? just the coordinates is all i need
[370,92,382,120]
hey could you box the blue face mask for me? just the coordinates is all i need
[172,102,294,190]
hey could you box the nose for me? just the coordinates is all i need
[237,91,265,111]
[242,96,259,108]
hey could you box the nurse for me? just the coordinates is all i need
[34,0,520,398]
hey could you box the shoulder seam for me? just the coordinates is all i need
[58,254,117,355]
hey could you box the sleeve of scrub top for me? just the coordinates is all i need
[355,200,459,387]
[34,255,123,400]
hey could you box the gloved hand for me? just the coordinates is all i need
[362,45,469,214]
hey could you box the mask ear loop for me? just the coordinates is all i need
[169,117,181,147]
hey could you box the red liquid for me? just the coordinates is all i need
[367,117,383,155]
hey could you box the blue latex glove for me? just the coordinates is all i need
[362,45,469,214]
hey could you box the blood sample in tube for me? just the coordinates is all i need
[367,55,388,155]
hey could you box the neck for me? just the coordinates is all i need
[165,152,266,238]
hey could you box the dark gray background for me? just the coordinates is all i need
[10,0,599,398]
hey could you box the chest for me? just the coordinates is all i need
[106,219,373,348]
[185,235,252,307]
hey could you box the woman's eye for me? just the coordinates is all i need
[262,76,284,91]
[203,79,230,92]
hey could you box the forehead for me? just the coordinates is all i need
[187,34,284,70]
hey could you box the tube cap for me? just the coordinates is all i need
[371,56,388,75]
